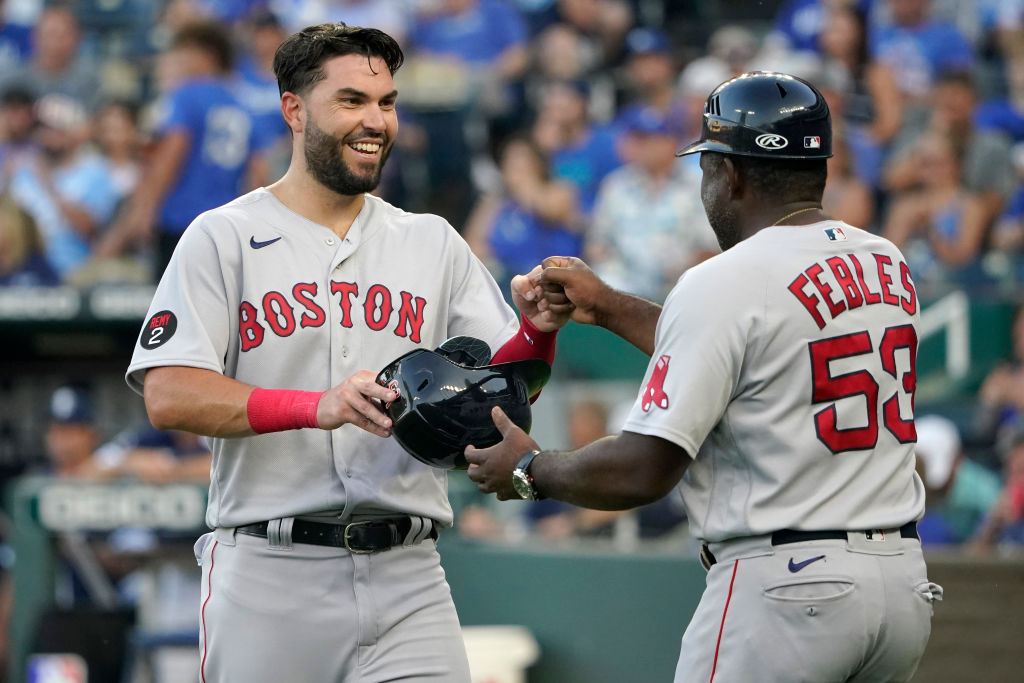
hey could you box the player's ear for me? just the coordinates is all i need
[721,156,743,199]
[281,91,304,134]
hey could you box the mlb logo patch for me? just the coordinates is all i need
[804,136,821,149]
[824,226,847,241]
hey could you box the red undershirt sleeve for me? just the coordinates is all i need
[491,315,557,401]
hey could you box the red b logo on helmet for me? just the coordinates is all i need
[641,355,671,412]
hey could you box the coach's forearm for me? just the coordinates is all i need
[594,291,661,357]
[530,432,689,510]
[143,366,256,438]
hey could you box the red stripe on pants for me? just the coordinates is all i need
[710,560,739,682]
[200,541,218,683]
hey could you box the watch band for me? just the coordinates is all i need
[513,449,545,500]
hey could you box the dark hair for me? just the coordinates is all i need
[842,6,870,78]
[273,23,404,97]
[732,156,828,202]
[0,85,35,107]
[935,70,976,94]
[99,98,140,125]
[496,133,552,181]
[172,20,235,73]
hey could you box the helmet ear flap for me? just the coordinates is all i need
[435,336,492,367]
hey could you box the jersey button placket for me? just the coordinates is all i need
[328,236,358,479]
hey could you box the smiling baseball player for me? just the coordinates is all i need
[467,72,943,682]
[126,23,564,683]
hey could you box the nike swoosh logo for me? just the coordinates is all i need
[250,236,282,249]
[788,555,826,573]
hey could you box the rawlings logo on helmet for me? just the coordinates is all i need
[384,380,400,409]
[755,133,788,150]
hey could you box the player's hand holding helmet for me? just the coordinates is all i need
[316,370,398,437]
[376,336,550,470]
[464,405,542,501]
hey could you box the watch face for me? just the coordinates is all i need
[512,470,534,500]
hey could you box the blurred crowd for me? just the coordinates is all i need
[1,1,1024,676]
[0,0,1021,560]
[0,0,1022,572]
[0,0,1017,302]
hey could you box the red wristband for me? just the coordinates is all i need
[491,314,557,367]
[246,388,323,434]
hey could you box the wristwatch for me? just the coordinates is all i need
[512,449,545,501]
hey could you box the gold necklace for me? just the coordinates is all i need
[771,206,819,226]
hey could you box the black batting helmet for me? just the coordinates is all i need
[676,71,832,160]
[376,337,551,470]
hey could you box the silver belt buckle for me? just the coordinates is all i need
[343,520,376,554]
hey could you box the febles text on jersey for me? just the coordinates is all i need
[787,252,917,329]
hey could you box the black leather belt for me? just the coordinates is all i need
[771,521,918,546]
[237,517,438,553]
[700,521,919,570]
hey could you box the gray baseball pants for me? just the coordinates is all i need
[193,525,472,682]
[675,530,942,682]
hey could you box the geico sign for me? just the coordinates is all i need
[37,484,206,531]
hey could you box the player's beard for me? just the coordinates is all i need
[701,167,741,251]
[304,118,391,196]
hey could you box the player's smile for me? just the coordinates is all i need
[343,135,389,171]
[349,140,383,158]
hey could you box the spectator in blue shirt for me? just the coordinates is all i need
[762,0,873,56]
[884,71,1016,288]
[882,131,995,293]
[0,85,38,181]
[465,133,580,285]
[193,0,262,24]
[914,415,1003,546]
[869,0,974,104]
[520,0,632,66]
[990,175,1024,283]
[971,430,1024,552]
[976,53,1024,143]
[231,8,291,180]
[765,0,828,55]
[611,27,685,140]
[93,425,212,484]
[413,0,528,70]
[98,19,264,278]
[818,3,903,189]
[0,0,31,75]
[532,80,621,216]
[0,3,100,111]
[973,305,1024,456]
[7,93,120,281]
[0,192,58,287]
[587,107,717,302]
[400,0,530,227]
[270,0,410,42]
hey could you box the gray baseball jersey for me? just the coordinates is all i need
[624,220,926,541]
[127,188,519,529]
[623,220,938,682]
